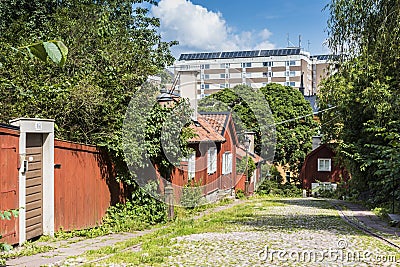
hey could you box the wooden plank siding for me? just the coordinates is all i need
[299,144,350,190]
[54,140,126,232]
[0,125,20,245]
[25,133,44,240]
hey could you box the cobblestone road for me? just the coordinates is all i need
[164,198,399,267]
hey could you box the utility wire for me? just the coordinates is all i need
[273,106,337,126]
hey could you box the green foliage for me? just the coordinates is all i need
[0,209,19,253]
[268,165,284,184]
[104,194,166,231]
[19,40,68,66]
[235,189,245,199]
[320,0,400,209]
[236,156,256,177]
[0,0,185,217]
[256,179,301,197]
[198,85,276,161]
[261,83,317,173]
[199,84,317,173]
[180,181,205,208]
[372,207,389,220]
[54,189,167,240]
[0,0,176,164]
[0,209,18,221]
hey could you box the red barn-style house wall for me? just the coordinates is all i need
[299,144,350,190]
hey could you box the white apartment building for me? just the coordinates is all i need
[174,48,331,99]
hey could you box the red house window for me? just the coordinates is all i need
[318,158,331,172]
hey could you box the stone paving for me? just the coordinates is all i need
[164,198,400,267]
[5,200,244,267]
[3,198,400,266]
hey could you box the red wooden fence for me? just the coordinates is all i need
[54,140,125,232]
[0,125,20,245]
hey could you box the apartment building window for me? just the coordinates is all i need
[220,73,229,79]
[220,63,230,69]
[285,82,296,87]
[263,72,273,77]
[286,60,296,66]
[318,158,331,172]
[285,71,296,77]
[201,84,210,89]
[188,152,196,179]
[241,62,252,68]
[207,147,217,174]
[200,64,210,69]
[263,62,273,67]
[220,83,229,89]
[202,74,210,80]
[222,152,232,175]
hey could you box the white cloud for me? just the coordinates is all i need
[152,0,275,55]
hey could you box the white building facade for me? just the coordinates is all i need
[174,48,330,99]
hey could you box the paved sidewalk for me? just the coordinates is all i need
[329,199,400,240]
[5,199,243,267]
[6,231,151,267]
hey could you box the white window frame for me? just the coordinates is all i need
[241,62,252,68]
[263,62,273,67]
[286,60,296,66]
[318,158,331,172]
[222,152,232,175]
[285,81,296,87]
[202,74,210,80]
[207,147,217,174]
[188,152,196,179]
[285,71,296,77]
[201,84,210,89]
[201,64,210,69]
[221,63,230,69]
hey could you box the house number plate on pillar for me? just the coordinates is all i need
[35,122,42,131]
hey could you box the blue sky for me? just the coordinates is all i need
[150,0,331,58]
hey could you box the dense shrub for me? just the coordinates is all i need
[256,179,301,197]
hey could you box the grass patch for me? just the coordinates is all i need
[0,241,54,261]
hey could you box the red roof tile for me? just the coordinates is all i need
[199,113,229,135]
[187,115,225,143]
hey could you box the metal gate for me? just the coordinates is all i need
[25,133,43,240]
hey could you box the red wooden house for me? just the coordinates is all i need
[169,112,239,203]
[299,143,350,190]
[236,144,264,194]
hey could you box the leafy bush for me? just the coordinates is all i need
[237,156,256,177]
[180,181,204,208]
[235,189,245,199]
[372,207,389,219]
[0,209,19,253]
[256,179,301,197]
[104,188,167,231]
[316,188,335,198]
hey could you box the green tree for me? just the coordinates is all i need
[199,84,317,174]
[320,0,400,209]
[0,0,179,183]
[261,83,317,173]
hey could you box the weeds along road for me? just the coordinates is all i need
[84,197,400,267]
[6,197,400,266]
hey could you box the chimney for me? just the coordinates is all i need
[244,131,255,154]
[299,72,305,96]
[312,135,322,150]
[178,70,199,121]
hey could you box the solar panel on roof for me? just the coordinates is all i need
[178,48,306,61]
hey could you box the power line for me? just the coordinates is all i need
[273,106,337,126]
